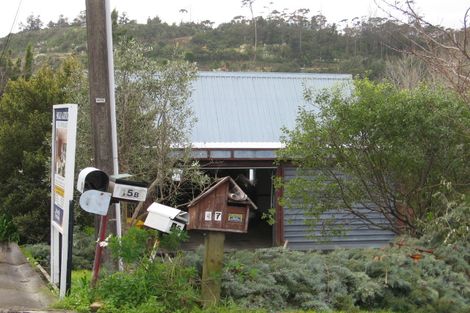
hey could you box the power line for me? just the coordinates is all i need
[0,0,23,62]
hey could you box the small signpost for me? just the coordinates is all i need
[187,177,257,306]
[50,104,78,298]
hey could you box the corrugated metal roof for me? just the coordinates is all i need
[189,72,352,145]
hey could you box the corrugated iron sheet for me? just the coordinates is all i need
[282,167,396,250]
[190,72,352,144]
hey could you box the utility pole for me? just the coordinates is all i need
[85,0,120,277]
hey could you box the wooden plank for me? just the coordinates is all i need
[201,231,225,307]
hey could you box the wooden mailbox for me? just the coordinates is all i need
[187,176,257,233]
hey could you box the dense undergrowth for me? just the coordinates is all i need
[48,199,470,312]
[218,240,469,312]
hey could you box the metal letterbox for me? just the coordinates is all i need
[144,202,188,233]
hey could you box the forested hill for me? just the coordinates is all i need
[0,9,457,79]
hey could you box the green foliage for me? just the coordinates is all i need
[113,38,197,182]
[4,9,422,77]
[71,226,96,270]
[95,256,199,312]
[23,44,34,79]
[278,79,470,236]
[22,242,49,267]
[261,207,276,226]
[57,232,469,313]
[108,227,153,266]
[77,38,209,217]
[57,262,273,313]
[53,270,95,313]
[0,57,84,243]
[420,192,470,246]
[214,242,470,313]
[159,228,189,251]
[0,213,19,243]
[22,226,96,270]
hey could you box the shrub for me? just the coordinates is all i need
[215,243,470,312]
[72,226,96,270]
[22,226,96,270]
[108,227,153,267]
[0,213,19,243]
[53,270,95,313]
[420,192,470,246]
[22,243,49,268]
[95,256,200,312]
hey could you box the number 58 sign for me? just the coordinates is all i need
[112,184,147,202]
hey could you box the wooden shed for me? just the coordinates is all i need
[187,176,257,233]
[184,72,395,250]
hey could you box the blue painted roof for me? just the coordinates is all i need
[190,72,352,146]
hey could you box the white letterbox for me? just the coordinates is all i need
[144,203,188,233]
[77,167,109,193]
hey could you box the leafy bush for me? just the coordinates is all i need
[55,214,470,313]
[108,227,153,267]
[22,243,49,268]
[53,270,95,313]
[22,226,96,270]
[0,213,19,243]
[108,227,190,269]
[95,256,200,312]
[420,192,470,246]
[72,226,96,270]
[214,242,470,313]
[159,227,189,251]
[278,80,470,236]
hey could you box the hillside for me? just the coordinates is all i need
[0,10,424,78]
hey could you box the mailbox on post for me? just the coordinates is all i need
[144,202,188,233]
[77,167,109,193]
[76,167,112,216]
[187,176,257,233]
[76,169,149,215]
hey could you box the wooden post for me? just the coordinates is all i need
[85,0,118,276]
[201,231,225,307]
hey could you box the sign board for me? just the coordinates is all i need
[112,184,147,202]
[50,104,77,298]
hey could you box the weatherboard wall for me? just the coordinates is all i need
[281,167,396,250]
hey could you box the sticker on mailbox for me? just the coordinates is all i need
[214,211,222,221]
[204,211,212,221]
[228,213,243,223]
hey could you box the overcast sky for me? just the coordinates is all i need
[1,0,468,38]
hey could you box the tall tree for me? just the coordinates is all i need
[23,44,33,79]
[76,39,209,226]
[242,0,258,63]
[0,58,84,243]
[376,0,470,102]
[278,79,470,236]
[290,8,310,57]
[20,14,43,31]
[0,51,21,96]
